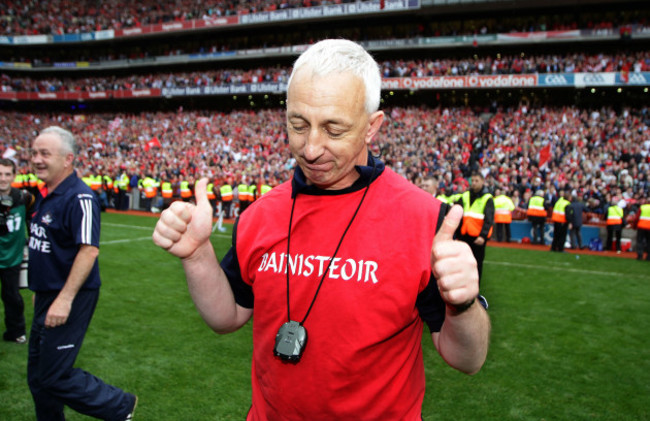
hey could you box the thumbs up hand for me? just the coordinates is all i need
[153,178,214,259]
[430,205,479,309]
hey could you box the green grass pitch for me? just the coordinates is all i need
[1,212,648,420]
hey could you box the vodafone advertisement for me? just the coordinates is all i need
[382,74,539,90]
[1,72,647,102]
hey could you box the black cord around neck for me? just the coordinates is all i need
[285,160,377,325]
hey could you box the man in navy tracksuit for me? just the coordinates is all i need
[28,126,137,421]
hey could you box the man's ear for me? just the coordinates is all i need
[365,110,385,145]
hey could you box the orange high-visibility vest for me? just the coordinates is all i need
[103,175,113,190]
[28,173,38,188]
[494,195,515,224]
[11,174,24,188]
[638,204,650,230]
[460,191,493,238]
[237,184,250,202]
[220,185,233,201]
[144,186,157,199]
[207,183,216,200]
[90,175,102,191]
[606,205,623,225]
[161,182,173,199]
[527,196,547,218]
[551,197,570,223]
[180,181,192,198]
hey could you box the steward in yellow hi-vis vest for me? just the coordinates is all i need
[206,182,216,201]
[636,201,650,260]
[550,190,571,252]
[180,179,192,201]
[605,197,625,253]
[460,190,493,238]
[160,180,174,210]
[161,181,173,199]
[220,182,233,218]
[27,173,39,191]
[11,172,26,188]
[141,175,159,212]
[527,191,547,245]
[493,188,515,242]
[114,172,130,211]
[455,171,494,284]
[206,181,217,214]
[237,182,251,214]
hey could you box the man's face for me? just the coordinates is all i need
[420,179,437,195]
[470,175,484,192]
[286,68,383,190]
[0,164,14,194]
[31,133,72,187]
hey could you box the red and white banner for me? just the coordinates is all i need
[538,143,552,168]
[144,137,162,152]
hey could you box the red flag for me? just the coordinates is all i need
[144,137,162,152]
[538,143,551,168]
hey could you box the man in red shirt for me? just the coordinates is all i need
[153,39,490,420]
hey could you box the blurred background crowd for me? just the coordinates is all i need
[0,0,648,230]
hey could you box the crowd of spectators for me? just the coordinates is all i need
[0,0,364,36]
[1,104,648,219]
[381,51,650,77]
[1,66,292,93]
[1,0,647,37]
[2,51,649,94]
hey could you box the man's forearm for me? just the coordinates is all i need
[433,302,491,375]
[58,244,99,302]
[182,242,252,333]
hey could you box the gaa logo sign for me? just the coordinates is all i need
[628,73,647,84]
[543,75,569,85]
[583,74,606,84]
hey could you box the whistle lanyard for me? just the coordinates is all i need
[284,167,375,326]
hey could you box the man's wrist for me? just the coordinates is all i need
[447,297,476,315]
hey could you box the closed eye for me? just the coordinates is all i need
[325,128,344,138]
[290,124,307,134]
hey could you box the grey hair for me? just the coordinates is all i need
[287,39,381,113]
[40,126,77,156]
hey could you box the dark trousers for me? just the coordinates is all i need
[637,229,650,260]
[551,222,568,251]
[529,217,546,244]
[458,234,487,285]
[222,201,232,218]
[116,190,128,211]
[495,223,511,242]
[0,265,26,341]
[606,225,622,251]
[569,225,583,249]
[28,290,134,421]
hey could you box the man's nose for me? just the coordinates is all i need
[303,129,325,161]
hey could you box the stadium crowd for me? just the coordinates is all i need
[1,0,647,38]
[1,104,648,221]
[0,0,366,36]
[2,50,650,94]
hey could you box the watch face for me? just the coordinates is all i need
[274,320,308,362]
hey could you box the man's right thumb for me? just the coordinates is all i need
[436,204,463,241]
[194,178,209,207]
